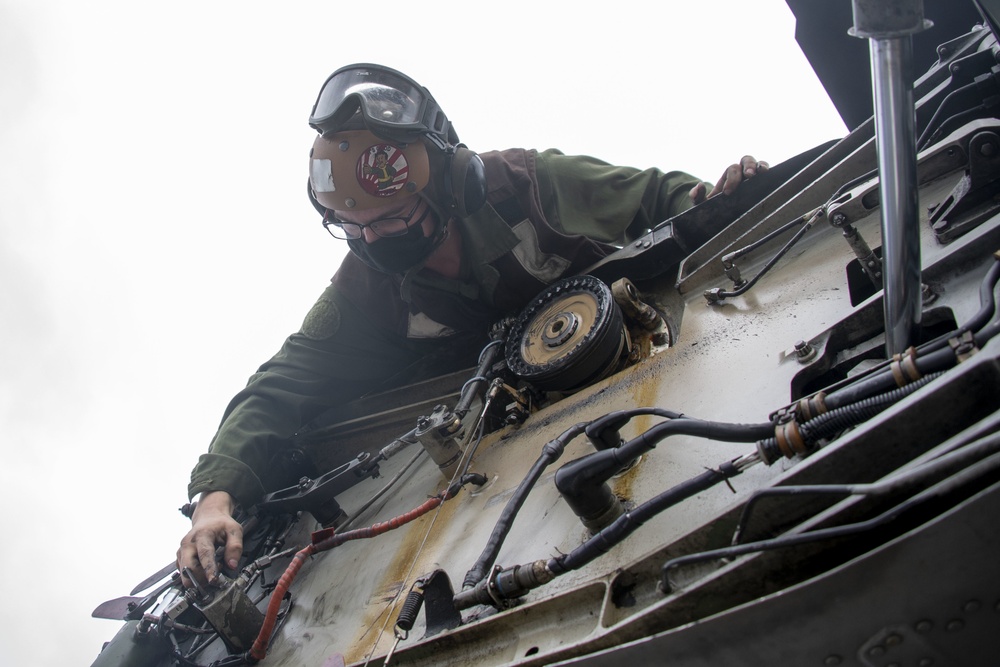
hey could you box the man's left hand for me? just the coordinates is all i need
[689,155,770,205]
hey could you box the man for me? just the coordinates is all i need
[177,63,767,587]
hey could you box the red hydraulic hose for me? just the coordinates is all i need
[249,492,449,662]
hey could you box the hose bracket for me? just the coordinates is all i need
[948,330,980,363]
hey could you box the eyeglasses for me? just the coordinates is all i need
[323,198,429,240]
[309,63,452,144]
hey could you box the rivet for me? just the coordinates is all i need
[823,656,842,666]
[915,619,933,633]
[339,141,350,152]
[345,198,356,208]
[963,599,982,613]
[945,619,964,632]
[884,633,903,646]
[868,645,886,658]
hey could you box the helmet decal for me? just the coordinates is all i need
[357,144,410,198]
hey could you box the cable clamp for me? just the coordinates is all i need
[889,347,922,387]
[948,330,979,363]
[795,391,828,421]
[775,420,808,459]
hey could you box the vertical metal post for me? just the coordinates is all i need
[850,0,930,356]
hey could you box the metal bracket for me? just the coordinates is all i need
[420,570,463,637]
[258,453,370,525]
[928,130,1000,243]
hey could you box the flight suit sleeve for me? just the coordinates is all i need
[533,149,709,245]
[187,283,425,507]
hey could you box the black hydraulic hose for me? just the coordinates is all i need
[584,408,683,450]
[454,339,505,419]
[620,418,776,461]
[660,448,1000,593]
[463,408,684,589]
[549,460,744,574]
[823,346,956,411]
[917,255,1000,356]
[812,256,998,414]
[462,422,588,589]
[802,373,941,443]
[975,315,1000,347]
[965,255,1000,333]
[759,373,943,464]
[734,429,1000,546]
[555,417,771,539]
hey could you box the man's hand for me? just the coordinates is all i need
[177,490,243,588]
[689,155,770,205]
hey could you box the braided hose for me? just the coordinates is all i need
[248,492,449,662]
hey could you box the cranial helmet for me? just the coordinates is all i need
[307,64,487,219]
[309,130,430,212]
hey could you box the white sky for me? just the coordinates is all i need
[0,1,849,664]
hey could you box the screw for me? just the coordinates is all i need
[915,619,933,633]
[964,599,982,613]
[831,212,848,227]
[868,645,886,658]
[884,633,903,646]
[981,142,996,157]
[946,619,964,632]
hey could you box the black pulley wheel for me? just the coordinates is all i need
[506,275,627,392]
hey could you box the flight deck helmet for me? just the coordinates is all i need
[307,64,486,221]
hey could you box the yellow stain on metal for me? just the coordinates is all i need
[344,483,463,664]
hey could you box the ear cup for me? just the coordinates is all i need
[449,146,487,217]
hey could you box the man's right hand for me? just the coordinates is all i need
[177,490,244,588]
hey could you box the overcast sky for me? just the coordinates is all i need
[0,1,852,664]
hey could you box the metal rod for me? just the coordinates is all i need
[871,35,922,354]
[850,0,929,355]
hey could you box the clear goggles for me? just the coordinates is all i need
[308,64,450,143]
